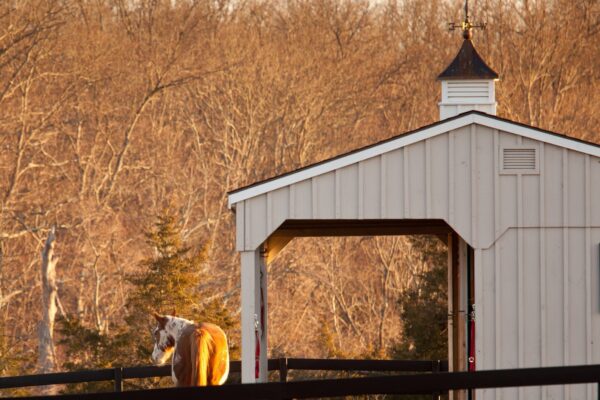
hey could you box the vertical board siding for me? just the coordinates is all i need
[497,230,519,400]
[568,229,587,364]
[453,126,472,244]
[384,148,404,218]
[430,134,449,220]
[314,172,335,219]
[380,154,387,218]
[522,175,541,226]
[591,160,600,226]
[545,228,565,364]
[358,162,364,219]
[561,150,569,392]
[233,124,600,399]
[426,139,432,218]
[544,144,564,226]
[522,230,542,400]
[407,141,426,218]
[584,155,593,400]
[523,230,542,366]
[498,132,519,234]
[293,179,312,219]
[471,126,478,249]
[339,163,359,219]
[248,194,268,250]
[479,249,496,371]
[476,126,495,247]
[362,157,382,219]
[592,229,600,368]
[270,187,290,232]
[568,152,586,226]
[236,200,245,251]
[498,230,519,369]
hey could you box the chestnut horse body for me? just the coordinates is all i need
[151,313,229,386]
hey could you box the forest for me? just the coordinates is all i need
[0,0,598,393]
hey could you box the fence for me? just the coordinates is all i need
[0,358,447,396]
[3,364,600,400]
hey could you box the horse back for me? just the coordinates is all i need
[194,323,229,386]
[173,323,229,387]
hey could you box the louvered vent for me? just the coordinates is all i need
[502,147,538,173]
[446,81,490,101]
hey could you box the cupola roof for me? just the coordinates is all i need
[437,38,499,80]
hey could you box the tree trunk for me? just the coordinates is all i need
[38,227,58,393]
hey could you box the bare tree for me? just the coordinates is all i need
[37,227,58,392]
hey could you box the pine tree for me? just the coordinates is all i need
[393,236,448,360]
[58,213,236,391]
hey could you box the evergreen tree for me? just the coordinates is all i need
[393,236,448,360]
[58,213,236,391]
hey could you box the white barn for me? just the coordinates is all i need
[227,24,600,400]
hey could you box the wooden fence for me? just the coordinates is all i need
[0,358,447,397]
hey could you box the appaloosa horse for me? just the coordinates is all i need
[151,312,229,386]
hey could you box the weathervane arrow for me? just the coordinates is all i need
[448,0,487,39]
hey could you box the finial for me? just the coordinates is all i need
[448,0,486,40]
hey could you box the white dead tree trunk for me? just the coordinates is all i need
[38,226,58,392]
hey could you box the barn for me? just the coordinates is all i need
[227,22,600,400]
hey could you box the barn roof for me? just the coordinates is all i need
[228,111,600,207]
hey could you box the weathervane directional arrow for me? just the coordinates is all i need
[448,0,487,39]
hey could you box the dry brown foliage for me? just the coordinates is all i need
[0,0,598,375]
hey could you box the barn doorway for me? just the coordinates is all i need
[264,220,474,383]
[268,234,448,363]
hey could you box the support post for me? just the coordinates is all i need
[241,247,268,383]
[448,233,469,400]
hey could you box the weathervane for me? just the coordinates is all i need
[448,0,486,40]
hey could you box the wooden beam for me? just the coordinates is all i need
[271,219,452,238]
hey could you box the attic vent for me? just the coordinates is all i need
[446,81,490,101]
[501,147,539,174]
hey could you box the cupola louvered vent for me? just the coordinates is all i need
[447,81,490,100]
[501,147,539,174]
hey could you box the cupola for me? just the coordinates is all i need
[438,1,499,120]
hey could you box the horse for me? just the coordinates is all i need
[150,312,229,387]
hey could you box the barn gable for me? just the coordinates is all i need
[229,111,600,252]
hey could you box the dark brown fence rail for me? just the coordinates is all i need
[0,358,447,394]
[2,364,600,400]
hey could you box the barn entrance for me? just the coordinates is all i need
[245,218,474,393]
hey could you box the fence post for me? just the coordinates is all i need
[278,358,288,383]
[114,367,123,392]
[431,360,441,400]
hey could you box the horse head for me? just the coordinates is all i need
[151,312,176,365]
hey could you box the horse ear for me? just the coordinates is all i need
[152,311,166,326]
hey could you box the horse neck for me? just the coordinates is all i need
[165,316,194,341]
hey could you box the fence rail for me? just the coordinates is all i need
[2,363,600,399]
[0,358,447,395]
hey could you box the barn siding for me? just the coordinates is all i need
[234,123,600,399]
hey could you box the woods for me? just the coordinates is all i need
[0,0,598,389]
